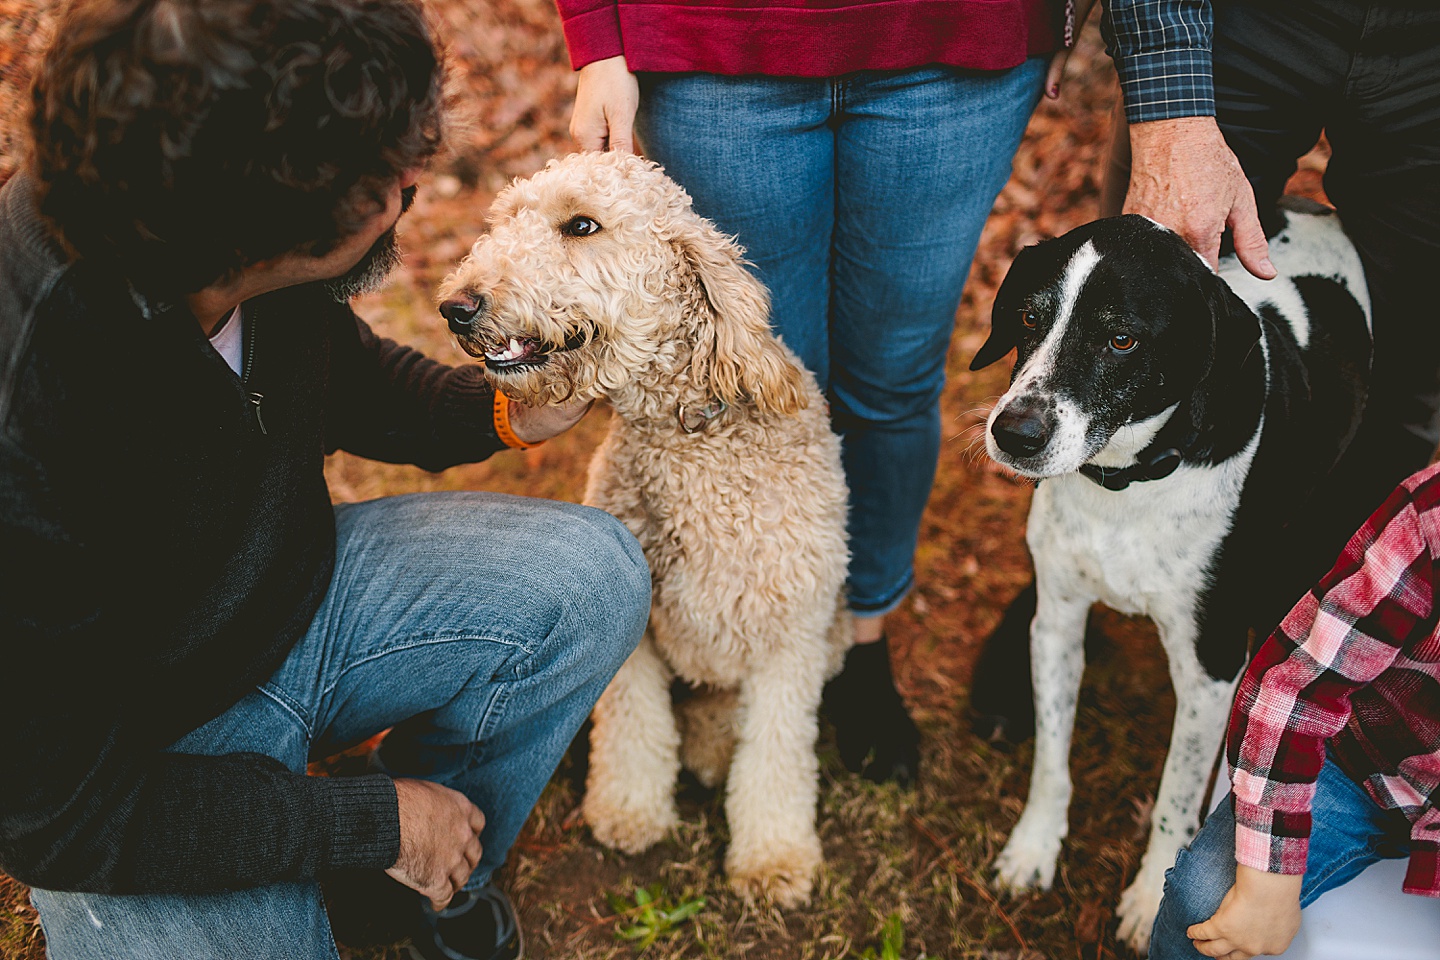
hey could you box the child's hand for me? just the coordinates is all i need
[1187,864,1302,959]
[1043,0,1099,100]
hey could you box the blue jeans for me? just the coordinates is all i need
[1149,754,1412,958]
[636,61,1046,613]
[31,492,650,960]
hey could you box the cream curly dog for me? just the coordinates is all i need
[437,152,851,906]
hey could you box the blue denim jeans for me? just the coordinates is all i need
[1149,753,1412,958]
[31,492,650,960]
[635,61,1046,614]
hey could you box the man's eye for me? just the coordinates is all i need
[561,215,602,238]
[1020,308,1037,329]
[1110,333,1138,353]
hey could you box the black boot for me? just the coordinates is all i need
[821,635,921,786]
[968,580,1038,745]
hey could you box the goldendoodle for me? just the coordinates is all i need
[437,152,851,906]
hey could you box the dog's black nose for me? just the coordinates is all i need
[440,294,486,335]
[992,403,1052,458]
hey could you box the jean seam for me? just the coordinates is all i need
[258,682,314,740]
[471,677,516,768]
[1302,844,1374,905]
[319,634,531,704]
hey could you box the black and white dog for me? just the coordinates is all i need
[973,203,1371,953]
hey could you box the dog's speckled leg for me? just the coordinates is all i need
[993,584,1091,892]
[723,644,827,908]
[583,633,681,854]
[1117,641,1238,954]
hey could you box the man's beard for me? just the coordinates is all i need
[324,226,402,302]
[324,185,416,302]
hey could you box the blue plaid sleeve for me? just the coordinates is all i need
[1101,0,1215,123]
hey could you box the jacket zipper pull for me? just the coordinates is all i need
[247,391,268,435]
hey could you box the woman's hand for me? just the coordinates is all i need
[571,55,639,153]
[1043,0,1099,100]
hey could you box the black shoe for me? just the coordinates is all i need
[967,581,1038,745]
[821,635,921,787]
[324,869,417,949]
[408,885,523,960]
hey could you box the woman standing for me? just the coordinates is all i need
[558,0,1070,784]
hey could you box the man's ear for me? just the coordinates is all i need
[971,243,1046,371]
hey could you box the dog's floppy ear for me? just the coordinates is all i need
[669,216,806,416]
[971,243,1047,371]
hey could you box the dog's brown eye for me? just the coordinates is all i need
[1020,309,1037,329]
[1110,333,1138,353]
[561,215,602,238]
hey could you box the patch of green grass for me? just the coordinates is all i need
[607,884,707,952]
[851,912,931,960]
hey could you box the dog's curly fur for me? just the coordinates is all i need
[438,152,851,905]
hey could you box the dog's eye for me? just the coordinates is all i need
[1020,309,1037,330]
[1110,333,1138,353]
[561,215,603,238]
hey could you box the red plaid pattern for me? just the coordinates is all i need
[1228,462,1440,897]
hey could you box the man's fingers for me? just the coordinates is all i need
[1228,197,1276,280]
[464,834,483,870]
[1182,223,1223,272]
[469,804,486,834]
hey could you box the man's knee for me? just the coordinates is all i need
[567,503,650,633]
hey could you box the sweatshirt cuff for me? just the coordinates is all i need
[438,365,506,459]
[559,2,624,70]
[308,774,401,871]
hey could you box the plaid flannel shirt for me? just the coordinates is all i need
[1101,0,1214,122]
[1228,462,1440,897]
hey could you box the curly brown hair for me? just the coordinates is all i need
[29,0,445,295]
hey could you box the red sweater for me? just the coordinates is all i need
[556,0,1065,76]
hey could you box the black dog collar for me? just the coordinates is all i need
[1077,414,1200,492]
[1078,447,1185,491]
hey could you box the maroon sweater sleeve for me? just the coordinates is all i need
[555,0,622,69]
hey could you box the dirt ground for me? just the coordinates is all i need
[0,1,1332,958]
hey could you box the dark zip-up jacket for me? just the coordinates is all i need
[0,172,505,894]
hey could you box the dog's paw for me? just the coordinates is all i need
[992,817,1064,892]
[725,840,821,909]
[1116,869,1164,955]
[582,791,679,855]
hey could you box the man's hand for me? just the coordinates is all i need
[571,55,639,153]
[1187,864,1303,959]
[386,778,486,911]
[508,394,594,444]
[1126,116,1276,280]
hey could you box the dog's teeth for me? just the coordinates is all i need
[509,337,521,355]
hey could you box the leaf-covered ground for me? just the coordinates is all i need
[0,2,1329,957]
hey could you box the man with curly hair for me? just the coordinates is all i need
[0,2,650,958]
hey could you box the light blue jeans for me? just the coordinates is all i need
[1149,753,1412,958]
[31,492,650,960]
[636,61,1046,614]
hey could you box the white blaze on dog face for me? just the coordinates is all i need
[436,153,699,405]
[974,218,1224,478]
